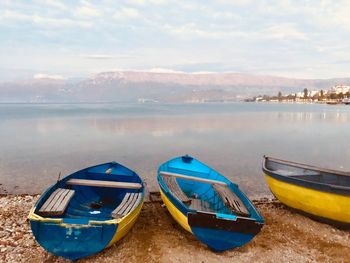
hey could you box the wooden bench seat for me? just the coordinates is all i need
[38,188,75,216]
[112,192,142,218]
[188,199,214,213]
[66,179,142,189]
[212,184,250,216]
[161,175,191,204]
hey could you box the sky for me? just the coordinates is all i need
[1,0,350,80]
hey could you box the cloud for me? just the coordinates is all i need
[127,0,169,5]
[33,73,65,80]
[82,54,133,60]
[32,15,92,28]
[0,10,28,21]
[114,7,140,19]
[37,0,67,10]
[263,24,307,40]
[163,23,249,39]
[75,5,101,17]
[0,10,92,28]
[127,0,146,5]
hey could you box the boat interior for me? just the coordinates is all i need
[35,163,143,222]
[265,158,350,187]
[160,161,254,218]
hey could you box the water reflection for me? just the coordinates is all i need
[36,119,67,134]
[1,103,350,197]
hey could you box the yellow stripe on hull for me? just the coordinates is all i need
[265,174,350,224]
[160,189,192,233]
[28,199,144,248]
[107,200,144,247]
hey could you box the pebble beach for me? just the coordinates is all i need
[1,194,349,263]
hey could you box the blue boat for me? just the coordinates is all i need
[157,155,264,251]
[28,162,144,260]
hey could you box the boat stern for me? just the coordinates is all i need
[188,212,263,251]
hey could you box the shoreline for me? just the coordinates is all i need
[1,194,350,262]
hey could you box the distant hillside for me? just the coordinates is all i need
[1,71,350,103]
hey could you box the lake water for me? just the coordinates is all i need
[1,102,350,198]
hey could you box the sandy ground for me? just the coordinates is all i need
[0,195,349,263]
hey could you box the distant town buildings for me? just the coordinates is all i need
[248,84,350,104]
[330,85,350,95]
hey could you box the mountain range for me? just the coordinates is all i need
[1,71,349,103]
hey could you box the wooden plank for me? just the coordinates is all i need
[129,193,142,212]
[119,193,137,215]
[189,199,213,212]
[39,188,61,212]
[160,171,227,186]
[162,176,190,203]
[112,193,131,215]
[51,189,69,212]
[112,192,141,218]
[66,179,142,189]
[55,190,75,215]
[213,184,250,216]
[122,193,139,215]
[39,188,75,216]
[45,189,67,212]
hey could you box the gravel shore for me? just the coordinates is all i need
[1,195,349,263]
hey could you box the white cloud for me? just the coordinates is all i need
[0,10,29,21]
[37,0,67,10]
[0,10,92,28]
[31,15,92,28]
[164,23,248,39]
[82,54,133,60]
[114,7,140,19]
[263,24,307,40]
[34,73,65,80]
[148,0,169,4]
[127,0,146,5]
[75,6,101,17]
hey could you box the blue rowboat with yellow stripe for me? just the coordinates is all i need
[263,156,350,227]
[28,162,144,260]
[157,155,264,251]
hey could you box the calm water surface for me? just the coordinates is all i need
[1,102,350,197]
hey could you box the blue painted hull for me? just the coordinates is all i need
[190,227,254,251]
[29,162,144,260]
[30,220,117,260]
[158,155,264,251]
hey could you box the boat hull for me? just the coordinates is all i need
[29,220,117,260]
[28,161,144,260]
[29,200,143,260]
[264,173,350,226]
[188,212,262,251]
[160,189,192,233]
[159,182,263,251]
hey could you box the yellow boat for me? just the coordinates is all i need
[262,156,350,227]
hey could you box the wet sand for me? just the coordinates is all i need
[0,195,349,263]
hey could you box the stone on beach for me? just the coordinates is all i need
[0,195,350,263]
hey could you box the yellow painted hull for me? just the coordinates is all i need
[265,174,350,224]
[160,189,192,233]
[107,200,144,247]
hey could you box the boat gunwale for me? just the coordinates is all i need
[158,156,264,222]
[262,156,350,196]
[263,156,350,177]
[29,161,145,225]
